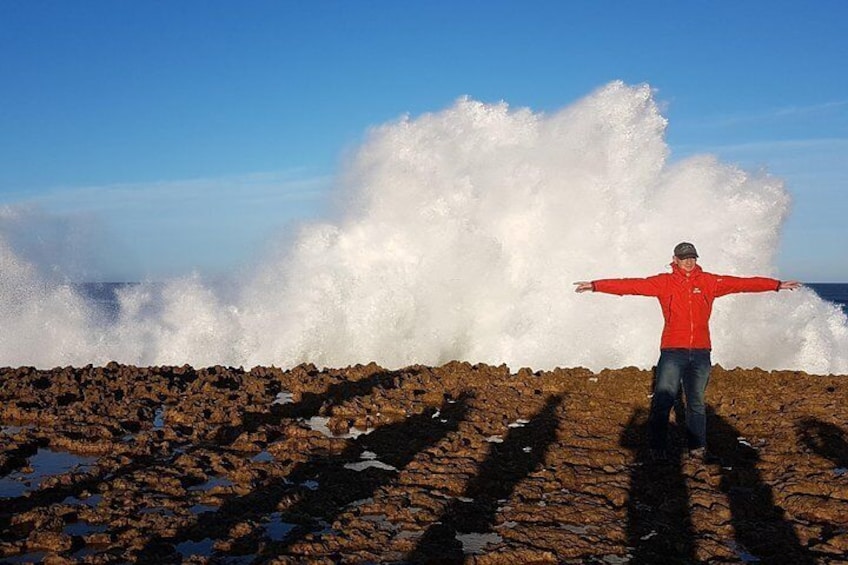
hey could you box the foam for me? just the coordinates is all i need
[1,82,847,373]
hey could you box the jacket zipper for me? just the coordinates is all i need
[688,278,694,347]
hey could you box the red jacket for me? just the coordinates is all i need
[592,264,781,350]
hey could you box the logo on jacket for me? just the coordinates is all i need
[693,288,702,294]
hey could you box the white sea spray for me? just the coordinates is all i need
[1,82,847,373]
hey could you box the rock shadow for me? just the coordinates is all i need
[137,393,471,563]
[406,394,563,564]
[797,417,848,470]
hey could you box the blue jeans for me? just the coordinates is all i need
[649,348,712,451]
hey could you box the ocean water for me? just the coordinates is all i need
[2,82,848,373]
[805,284,848,313]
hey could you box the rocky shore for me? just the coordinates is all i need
[1,362,846,564]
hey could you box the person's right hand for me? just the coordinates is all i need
[573,281,593,293]
[779,280,802,291]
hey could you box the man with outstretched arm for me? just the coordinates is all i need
[574,242,801,462]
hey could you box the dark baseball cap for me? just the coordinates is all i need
[673,242,699,259]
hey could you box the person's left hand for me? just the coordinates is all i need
[779,280,802,291]
[573,281,594,293]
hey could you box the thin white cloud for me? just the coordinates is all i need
[0,203,110,281]
[1,170,334,281]
[773,99,848,117]
[676,137,848,156]
[670,138,848,188]
[682,99,848,129]
[16,170,332,215]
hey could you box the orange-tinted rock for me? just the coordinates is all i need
[0,363,845,563]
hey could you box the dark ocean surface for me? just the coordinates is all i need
[806,283,848,314]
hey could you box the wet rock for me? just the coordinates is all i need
[0,363,845,563]
[26,530,72,553]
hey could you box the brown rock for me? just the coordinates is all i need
[1,363,846,563]
[26,531,72,553]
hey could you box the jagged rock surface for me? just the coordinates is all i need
[1,362,846,564]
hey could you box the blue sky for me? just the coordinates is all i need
[1,0,846,281]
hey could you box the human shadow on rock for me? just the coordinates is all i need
[137,393,471,563]
[621,407,696,564]
[708,409,815,564]
[216,368,399,444]
[406,394,563,564]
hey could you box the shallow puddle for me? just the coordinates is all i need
[72,546,102,560]
[728,541,761,563]
[64,521,110,536]
[190,503,219,514]
[455,532,502,554]
[361,513,401,532]
[345,496,374,509]
[0,425,32,435]
[344,450,398,472]
[176,537,214,557]
[345,461,397,471]
[175,537,255,565]
[2,551,48,564]
[272,391,295,405]
[188,475,235,492]
[153,406,166,429]
[264,512,297,540]
[304,416,374,439]
[0,448,97,498]
[252,450,274,463]
[63,493,102,507]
